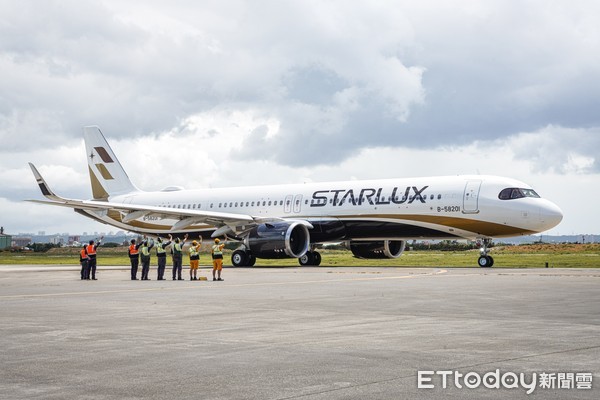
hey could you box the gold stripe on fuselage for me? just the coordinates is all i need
[104,208,532,238]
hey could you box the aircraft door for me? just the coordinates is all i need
[284,195,293,213]
[463,180,481,214]
[293,194,303,213]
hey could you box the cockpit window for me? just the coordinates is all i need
[498,188,541,200]
[521,188,540,198]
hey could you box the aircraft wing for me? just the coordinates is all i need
[27,163,311,235]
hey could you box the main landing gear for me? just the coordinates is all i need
[231,249,256,267]
[477,238,494,267]
[299,250,322,266]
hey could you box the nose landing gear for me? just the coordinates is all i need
[477,238,494,267]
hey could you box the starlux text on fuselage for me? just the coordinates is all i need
[310,186,429,207]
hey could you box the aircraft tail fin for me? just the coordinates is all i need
[83,126,139,200]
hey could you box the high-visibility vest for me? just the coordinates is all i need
[212,244,223,256]
[86,244,96,256]
[189,246,199,257]
[141,246,150,257]
[174,243,182,255]
[156,242,165,255]
[129,244,138,255]
[80,249,88,260]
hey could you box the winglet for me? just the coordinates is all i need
[28,163,64,202]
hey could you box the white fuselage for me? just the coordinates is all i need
[90,174,562,241]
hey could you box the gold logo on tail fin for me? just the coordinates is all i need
[93,147,114,163]
[95,164,114,180]
[88,166,109,200]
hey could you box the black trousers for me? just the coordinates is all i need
[141,256,150,280]
[88,256,97,279]
[157,255,166,279]
[80,260,89,279]
[172,255,182,279]
[130,256,139,280]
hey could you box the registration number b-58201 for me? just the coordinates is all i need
[437,206,460,213]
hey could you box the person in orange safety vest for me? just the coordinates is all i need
[80,244,89,280]
[85,236,103,280]
[128,238,142,280]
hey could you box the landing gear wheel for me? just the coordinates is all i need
[247,254,256,267]
[477,238,494,268]
[312,251,322,266]
[299,252,315,266]
[299,251,322,266]
[231,250,248,267]
[478,255,493,268]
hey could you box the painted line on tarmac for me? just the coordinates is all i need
[0,269,447,300]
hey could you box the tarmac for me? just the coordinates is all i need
[0,265,599,399]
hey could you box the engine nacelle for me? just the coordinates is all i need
[244,222,310,259]
[349,240,406,259]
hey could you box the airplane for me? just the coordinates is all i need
[28,126,563,268]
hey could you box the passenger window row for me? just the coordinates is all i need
[216,200,287,208]
[157,194,445,210]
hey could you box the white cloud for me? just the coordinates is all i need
[1,0,600,235]
[507,125,599,174]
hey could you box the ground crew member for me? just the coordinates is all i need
[80,244,89,280]
[85,236,103,280]
[128,238,141,280]
[212,238,226,281]
[172,233,188,280]
[155,235,172,280]
[140,237,154,280]
[188,237,202,280]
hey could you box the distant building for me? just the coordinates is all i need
[0,226,12,250]
[49,236,64,245]
[12,237,32,248]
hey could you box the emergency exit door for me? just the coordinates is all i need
[293,194,303,213]
[284,194,303,213]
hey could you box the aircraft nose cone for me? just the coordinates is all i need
[539,200,563,230]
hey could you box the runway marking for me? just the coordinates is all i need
[0,269,447,300]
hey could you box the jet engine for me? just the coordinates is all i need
[349,240,406,259]
[244,222,310,259]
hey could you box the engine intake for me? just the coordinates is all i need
[349,240,406,259]
[244,222,310,259]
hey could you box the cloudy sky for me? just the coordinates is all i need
[1,0,599,236]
